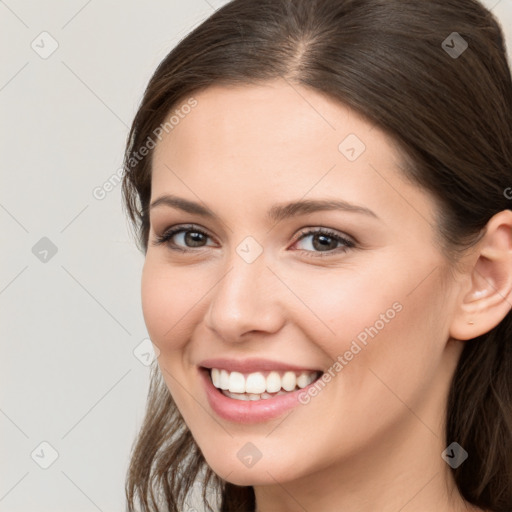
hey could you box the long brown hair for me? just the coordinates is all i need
[121,0,512,510]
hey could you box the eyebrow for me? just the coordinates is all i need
[149,194,379,223]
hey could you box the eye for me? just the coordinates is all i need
[152,224,356,258]
[290,228,355,258]
[152,224,215,252]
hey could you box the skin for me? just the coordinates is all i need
[142,78,512,512]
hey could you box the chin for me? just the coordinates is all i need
[202,452,298,487]
[216,467,278,487]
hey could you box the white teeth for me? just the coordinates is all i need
[209,368,320,396]
[223,389,289,401]
[211,368,220,388]
[297,372,316,388]
[246,372,267,394]
[224,391,251,401]
[282,371,297,391]
[228,371,245,393]
[266,371,282,393]
[219,369,230,390]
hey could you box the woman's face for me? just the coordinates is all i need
[143,79,464,486]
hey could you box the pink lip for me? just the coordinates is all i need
[199,357,321,373]
[199,367,322,424]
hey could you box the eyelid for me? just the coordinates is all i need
[291,226,356,245]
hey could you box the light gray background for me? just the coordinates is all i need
[1,1,510,511]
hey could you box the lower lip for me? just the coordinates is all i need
[199,368,321,423]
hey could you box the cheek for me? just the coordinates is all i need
[281,261,408,353]
[141,257,197,350]
[141,259,199,406]
[287,258,446,385]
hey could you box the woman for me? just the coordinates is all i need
[121,0,512,510]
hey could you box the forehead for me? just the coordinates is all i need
[153,78,393,171]
[150,79,436,231]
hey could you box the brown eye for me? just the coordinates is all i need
[153,225,214,251]
[291,228,355,258]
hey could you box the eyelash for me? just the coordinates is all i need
[152,224,356,258]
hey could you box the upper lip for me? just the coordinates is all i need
[199,357,322,374]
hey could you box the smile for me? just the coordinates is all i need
[209,368,322,401]
[199,362,325,423]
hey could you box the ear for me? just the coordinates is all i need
[449,209,512,341]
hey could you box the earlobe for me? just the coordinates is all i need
[449,210,512,341]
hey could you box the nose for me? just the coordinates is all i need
[203,248,285,342]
